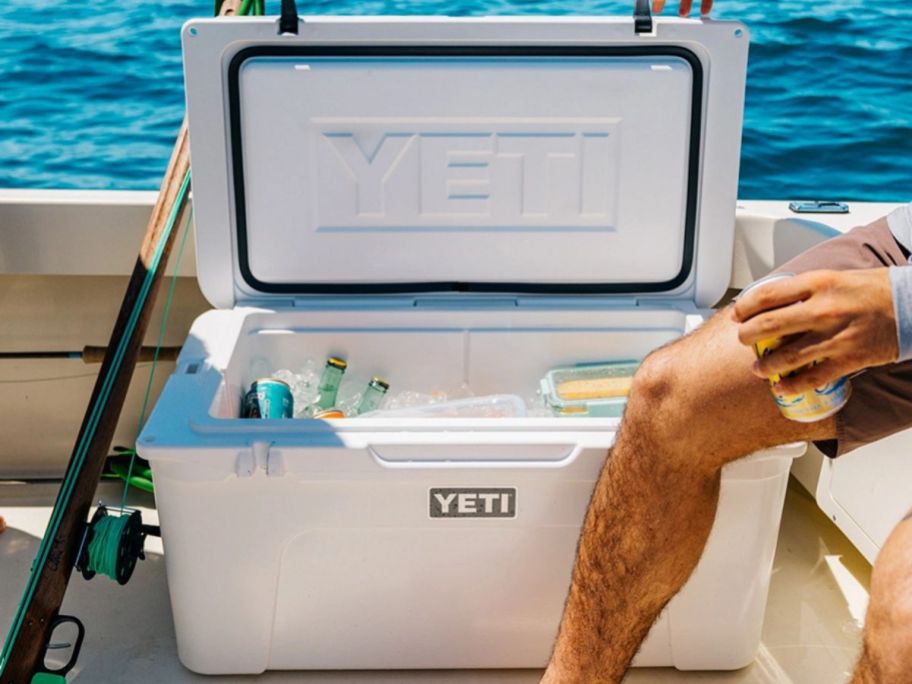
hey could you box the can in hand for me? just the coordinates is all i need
[742,274,851,423]
[242,378,294,419]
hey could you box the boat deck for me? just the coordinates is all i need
[1,479,868,683]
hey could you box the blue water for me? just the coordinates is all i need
[1,0,909,200]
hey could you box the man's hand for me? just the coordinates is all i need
[652,0,713,17]
[733,269,899,395]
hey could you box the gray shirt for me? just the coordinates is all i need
[888,204,912,361]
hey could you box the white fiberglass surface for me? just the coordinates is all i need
[211,308,688,419]
[237,55,693,288]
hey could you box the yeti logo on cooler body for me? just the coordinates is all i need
[429,488,517,518]
[314,118,620,231]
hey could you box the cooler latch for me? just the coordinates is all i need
[278,0,299,35]
[236,441,283,477]
[634,0,654,34]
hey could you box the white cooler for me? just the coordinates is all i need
[139,14,805,674]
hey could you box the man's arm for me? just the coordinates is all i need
[652,0,713,16]
[736,204,912,390]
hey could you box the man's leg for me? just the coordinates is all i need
[851,511,912,683]
[542,308,836,683]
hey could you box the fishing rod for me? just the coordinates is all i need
[0,347,182,363]
[0,2,258,681]
[0,120,192,684]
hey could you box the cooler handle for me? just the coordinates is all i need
[368,443,581,468]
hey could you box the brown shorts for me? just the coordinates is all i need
[768,217,912,457]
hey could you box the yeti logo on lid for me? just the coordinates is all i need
[317,121,619,231]
[429,488,517,518]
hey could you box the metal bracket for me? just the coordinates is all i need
[634,0,654,34]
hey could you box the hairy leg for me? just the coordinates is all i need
[542,308,837,683]
[851,511,912,683]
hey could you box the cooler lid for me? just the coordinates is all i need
[183,17,749,308]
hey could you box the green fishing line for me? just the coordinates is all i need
[115,0,267,503]
[85,514,131,580]
[0,171,190,673]
[115,206,194,502]
[1,0,268,670]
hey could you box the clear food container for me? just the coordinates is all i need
[540,361,640,417]
[361,394,527,418]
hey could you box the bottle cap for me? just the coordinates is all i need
[327,357,348,370]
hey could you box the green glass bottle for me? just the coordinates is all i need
[316,357,347,410]
[355,377,390,415]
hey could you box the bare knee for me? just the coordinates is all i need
[629,342,713,434]
[857,518,912,681]
[624,340,761,473]
[624,346,704,459]
[629,346,679,414]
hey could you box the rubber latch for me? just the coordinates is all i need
[634,0,653,34]
[279,0,299,35]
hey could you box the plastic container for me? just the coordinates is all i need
[361,393,527,418]
[540,361,639,417]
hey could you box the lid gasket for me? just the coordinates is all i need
[227,44,704,296]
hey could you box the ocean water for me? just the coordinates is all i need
[0,0,909,200]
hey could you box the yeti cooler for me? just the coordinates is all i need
[138,14,803,674]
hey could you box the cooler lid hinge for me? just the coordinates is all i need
[634,0,654,35]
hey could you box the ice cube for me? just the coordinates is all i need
[385,391,443,410]
[273,368,296,386]
[337,392,363,416]
[249,357,271,382]
[449,383,475,400]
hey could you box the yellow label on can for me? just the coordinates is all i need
[742,273,851,423]
[754,335,851,423]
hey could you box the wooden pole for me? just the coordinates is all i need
[0,3,240,681]
[81,345,183,364]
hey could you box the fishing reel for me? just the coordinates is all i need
[75,505,160,585]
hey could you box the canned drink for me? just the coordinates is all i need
[242,378,294,419]
[742,273,851,422]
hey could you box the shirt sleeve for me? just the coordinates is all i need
[889,265,912,362]
[887,203,912,252]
